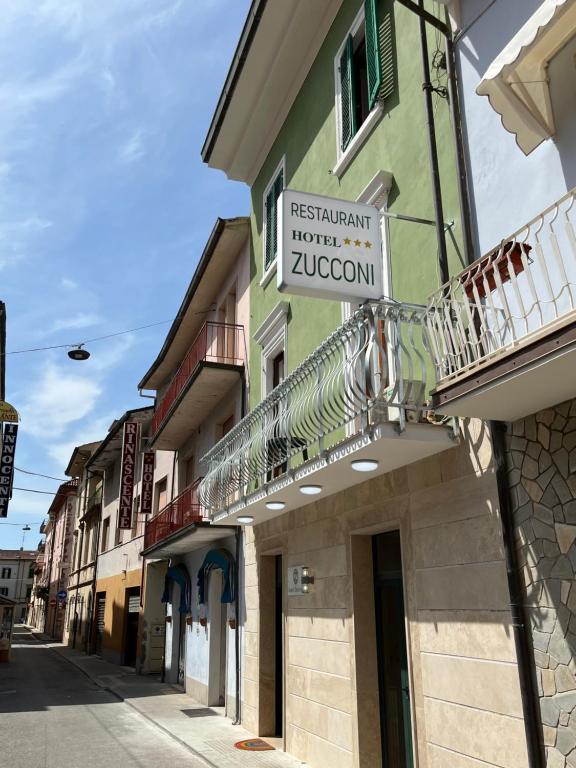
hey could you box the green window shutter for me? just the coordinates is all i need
[364,0,382,111]
[265,187,274,269]
[265,169,284,269]
[339,35,356,152]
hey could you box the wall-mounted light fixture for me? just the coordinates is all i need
[301,566,315,593]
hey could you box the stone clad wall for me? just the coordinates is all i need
[505,399,576,767]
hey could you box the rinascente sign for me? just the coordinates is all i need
[140,451,155,516]
[278,189,382,301]
[0,423,18,518]
[118,422,138,529]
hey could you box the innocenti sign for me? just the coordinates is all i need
[278,189,382,302]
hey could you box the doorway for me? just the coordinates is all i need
[258,554,284,738]
[95,592,106,656]
[372,531,413,768]
[124,587,140,667]
[208,570,227,707]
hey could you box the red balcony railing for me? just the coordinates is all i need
[144,478,207,550]
[151,321,244,438]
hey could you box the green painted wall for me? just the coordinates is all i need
[248,0,462,408]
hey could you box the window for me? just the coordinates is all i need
[262,159,285,274]
[154,477,168,514]
[221,415,234,438]
[1,567,11,580]
[26,586,32,600]
[0,587,7,597]
[28,565,35,579]
[337,0,381,153]
[101,518,110,553]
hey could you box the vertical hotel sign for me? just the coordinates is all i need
[140,451,155,516]
[118,422,139,529]
[0,401,19,518]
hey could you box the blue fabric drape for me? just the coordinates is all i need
[197,549,235,605]
[161,564,191,614]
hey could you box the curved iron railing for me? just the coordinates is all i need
[426,188,576,384]
[199,300,431,513]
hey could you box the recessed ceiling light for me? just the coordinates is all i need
[351,459,379,472]
[299,485,322,495]
[265,501,286,511]
[237,516,254,525]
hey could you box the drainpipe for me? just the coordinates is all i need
[490,421,545,768]
[417,0,449,285]
[233,525,242,725]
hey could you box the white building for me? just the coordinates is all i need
[0,550,37,623]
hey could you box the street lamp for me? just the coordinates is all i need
[21,525,31,549]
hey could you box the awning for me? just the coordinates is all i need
[476,0,576,154]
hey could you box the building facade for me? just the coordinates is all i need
[422,2,576,766]
[28,481,77,638]
[0,549,36,624]
[198,1,538,767]
[138,217,249,716]
[87,407,173,668]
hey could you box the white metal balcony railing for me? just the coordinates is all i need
[426,189,576,386]
[199,300,432,513]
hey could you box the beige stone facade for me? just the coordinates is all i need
[241,420,529,768]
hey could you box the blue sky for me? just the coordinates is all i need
[0,0,251,549]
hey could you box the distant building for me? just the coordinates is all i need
[0,550,36,623]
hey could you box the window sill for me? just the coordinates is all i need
[259,260,277,289]
[333,104,384,179]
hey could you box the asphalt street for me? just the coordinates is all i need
[0,626,202,768]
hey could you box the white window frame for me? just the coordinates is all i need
[333,6,384,179]
[253,301,290,398]
[260,156,286,288]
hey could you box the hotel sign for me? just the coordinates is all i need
[0,423,17,518]
[118,422,138,529]
[140,451,155,516]
[278,189,382,302]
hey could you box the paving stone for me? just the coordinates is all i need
[511,436,528,451]
[565,433,576,452]
[570,449,576,475]
[552,431,564,453]
[562,581,572,604]
[534,630,553,653]
[542,484,562,509]
[540,424,552,450]
[560,711,571,727]
[516,483,531,507]
[515,502,534,525]
[528,441,543,460]
[556,725,576,756]
[554,449,571,478]
[556,665,576,693]
[539,410,557,427]
[557,524,576,555]
[551,556,574,579]
[534,519,559,543]
[553,475,573,504]
[540,465,559,491]
[547,746,565,768]
[566,502,576,525]
[542,697,561,726]
[550,627,575,666]
[543,725,557,747]
[558,401,572,418]
[566,417,576,431]
[541,451,554,472]
[512,450,524,468]
[534,609,559,634]
[545,540,562,558]
[571,401,576,417]
[508,467,522,487]
[513,421,525,436]
[569,544,576,573]
[526,415,538,440]
[555,506,566,523]
[536,504,556,525]
[553,414,568,432]
[535,649,550,668]
[544,668,558,696]
[542,580,563,606]
[556,690,576,714]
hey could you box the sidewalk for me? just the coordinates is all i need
[31,631,305,768]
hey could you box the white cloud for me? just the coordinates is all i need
[49,312,101,334]
[60,277,78,290]
[19,363,102,439]
[118,129,146,164]
[47,412,115,468]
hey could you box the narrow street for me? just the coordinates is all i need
[0,627,202,768]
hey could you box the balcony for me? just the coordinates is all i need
[199,300,455,525]
[150,321,245,450]
[142,479,230,558]
[85,486,102,516]
[426,189,576,421]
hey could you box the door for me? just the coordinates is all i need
[372,531,413,768]
[274,554,283,737]
[124,587,140,667]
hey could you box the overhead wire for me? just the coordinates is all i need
[15,467,67,482]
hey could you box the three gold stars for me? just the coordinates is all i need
[342,236,372,248]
